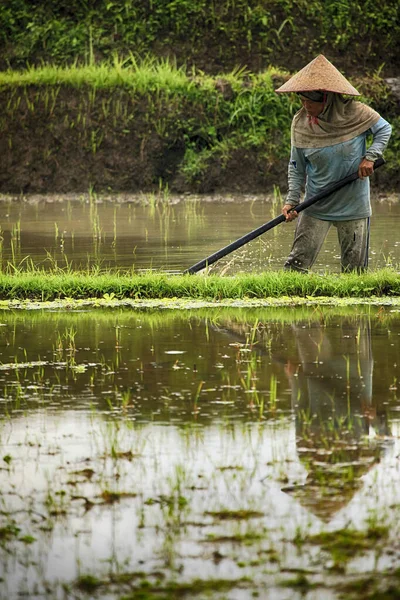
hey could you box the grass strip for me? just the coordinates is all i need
[0,58,201,92]
[0,268,399,301]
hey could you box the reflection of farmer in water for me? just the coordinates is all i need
[281,315,392,520]
[215,314,388,435]
[215,314,390,519]
[284,316,376,435]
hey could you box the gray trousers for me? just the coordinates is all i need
[284,212,370,273]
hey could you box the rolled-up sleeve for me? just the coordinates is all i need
[286,146,307,205]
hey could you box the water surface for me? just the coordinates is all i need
[1,305,400,598]
[1,192,399,273]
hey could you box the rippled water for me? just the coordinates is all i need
[1,305,400,598]
[0,191,399,273]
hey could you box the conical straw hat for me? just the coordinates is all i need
[275,54,360,96]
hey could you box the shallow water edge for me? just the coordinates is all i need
[3,295,400,311]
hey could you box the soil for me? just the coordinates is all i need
[0,86,292,195]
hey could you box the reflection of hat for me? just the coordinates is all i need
[275,55,360,96]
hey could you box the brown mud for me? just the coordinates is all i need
[0,86,290,195]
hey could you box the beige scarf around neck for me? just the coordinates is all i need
[291,93,380,148]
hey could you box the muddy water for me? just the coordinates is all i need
[1,305,400,599]
[0,192,399,273]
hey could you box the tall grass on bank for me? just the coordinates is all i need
[0,55,289,94]
[0,56,201,93]
[1,268,400,302]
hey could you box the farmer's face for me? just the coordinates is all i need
[300,97,324,117]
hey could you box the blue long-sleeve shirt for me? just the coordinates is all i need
[285,117,392,220]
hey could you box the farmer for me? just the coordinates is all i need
[275,55,392,272]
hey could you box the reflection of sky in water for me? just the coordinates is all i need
[2,411,400,598]
[2,415,309,591]
[0,194,399,272]
[1,306,400,597]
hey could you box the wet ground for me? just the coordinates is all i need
[1,304,400,599]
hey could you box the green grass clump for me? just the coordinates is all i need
[73,573,249,599]
[0,56,196,92]
[0,267,400,302]
[205,509,264,520]
[306,525,390,570]
[119,577,249,598]
[75,574,103,592]
[309,526,388,555]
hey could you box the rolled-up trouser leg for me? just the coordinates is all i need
[336,217,370,272]
[284,212,331,272]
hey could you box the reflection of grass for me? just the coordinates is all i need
[281,573,317,591]
[0,523,20,541]
[74,574,250,597]
[76,575,103,592]
[204,531,263,543]
[0,300,394,338]
[1,401,397,599]
[99,490,137,504]
[306,525,389,568]
[339,573,400,600]
[205,509,264,520]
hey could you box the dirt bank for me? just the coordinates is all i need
[0,82,398,196]
[0,84,290,195]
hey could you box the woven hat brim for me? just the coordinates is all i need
[275,55,360,96]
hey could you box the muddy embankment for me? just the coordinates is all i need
[0,76,399,196]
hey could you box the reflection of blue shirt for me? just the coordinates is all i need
[286,117,392,221]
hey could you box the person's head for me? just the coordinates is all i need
[298,91,326,118]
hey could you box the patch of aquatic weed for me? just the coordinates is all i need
[74,573,251,598]
[280,572,320,592]
[204,509,264,521]
[302,524,390,570]
[202,530,264,544]
[338,569,400,600]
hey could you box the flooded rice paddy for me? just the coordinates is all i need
[1,305,400,599]
[0,191,399,273]
[1,193,400,599]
